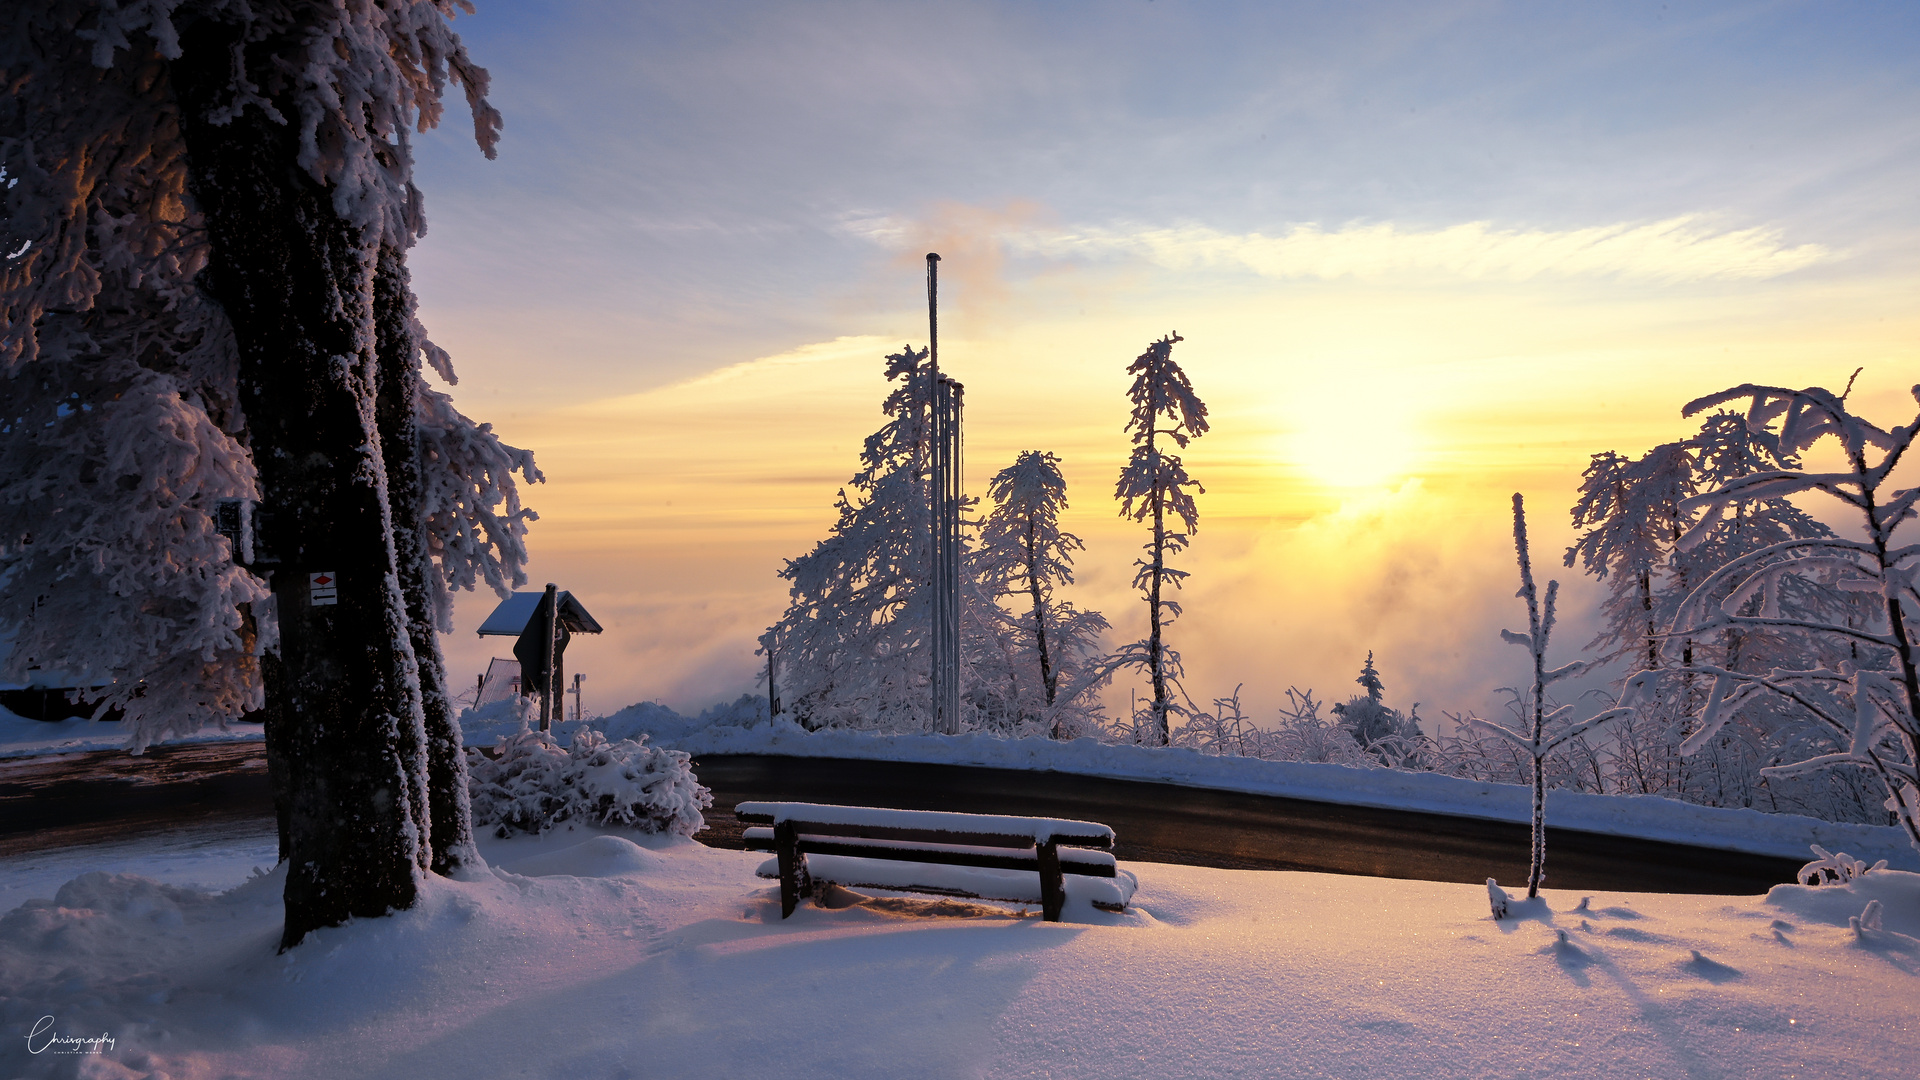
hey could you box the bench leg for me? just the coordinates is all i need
[775,820,811,918]
[1037,840,1064,922]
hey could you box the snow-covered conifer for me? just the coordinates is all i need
[1565,442,1695,672]
[1331,652,1421,766]
[1114,333,1207,746]
[771,345,936,730]
[1558,410,1854,816]
[979,451,1110,737]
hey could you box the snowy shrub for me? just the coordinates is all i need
[467,729,711,838]
[1174,685,1375,766]
[1797,845,1888,887]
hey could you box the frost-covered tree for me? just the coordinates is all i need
[1559,410,1848,815]
[1565,442,1695,672]
[979,450,1110,737]
[1631,382,1920,855]
[772,344,1023,731]
[770,345,934,730]
[1331,651,1421,765]
[3,1,534,947]
[1115,333,1207,746]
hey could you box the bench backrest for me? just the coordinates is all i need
[734,801,1113,850]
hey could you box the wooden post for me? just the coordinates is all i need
[765,628,780,720]
[539,583,557,731]
[775,818,809,918]
[1038,839,1065,921]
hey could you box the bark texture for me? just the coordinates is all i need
[373,247,476,874]
[174,15,429,949]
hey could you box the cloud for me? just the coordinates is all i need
[842,200,1053,330]
[678,335,894,391]
[850,212,1833,285]
[1017,216,1832,283]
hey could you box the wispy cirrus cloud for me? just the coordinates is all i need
[849,213,1834,284]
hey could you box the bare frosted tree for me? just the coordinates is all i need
[1471,494,1629,899]
[1114,333,1207,746]
[1634,381,1920,854]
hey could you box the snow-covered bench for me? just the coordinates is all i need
[736,801,1134,921]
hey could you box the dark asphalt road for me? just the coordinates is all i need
[0,741,274,857]
[0,743,1806,893]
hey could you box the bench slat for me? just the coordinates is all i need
[753,854,1136,914]
[735,800,1126,921]
[741,827,1118,878]
[734,801,1113,848]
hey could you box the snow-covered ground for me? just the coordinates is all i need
[1,821,1914,1079]
[0,706,261,759]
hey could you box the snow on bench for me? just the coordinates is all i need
[736,801,1134,920]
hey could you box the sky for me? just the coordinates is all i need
[405,0,1920,725]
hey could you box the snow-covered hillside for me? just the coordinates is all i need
[2,823,1914,1079]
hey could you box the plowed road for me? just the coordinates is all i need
[0,742,1804,893]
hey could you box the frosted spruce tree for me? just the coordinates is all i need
[1331,652,1421,766]
[769,345,1005,730]
[3,1,536,947]
[1631,382,1920,854]
[770,345,935,730]
[979,450,1111,738]
[1115,333,1208,746]
[1565,442,1695,673]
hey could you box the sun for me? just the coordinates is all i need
[1282,412,1423,491]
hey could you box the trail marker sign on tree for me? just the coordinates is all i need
[308,572,338,607]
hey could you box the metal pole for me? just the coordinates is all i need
[927,254,945,733]
[539,582,557,731]
[925,253,965,735]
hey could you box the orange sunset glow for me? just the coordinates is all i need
[399,4,1919,724]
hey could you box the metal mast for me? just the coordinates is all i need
[927,253,963,734]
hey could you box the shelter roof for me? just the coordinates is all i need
[475,591,604,636]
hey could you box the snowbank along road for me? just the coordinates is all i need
[2,743,1805,892]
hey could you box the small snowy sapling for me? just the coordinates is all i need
[1467,494,1631,899]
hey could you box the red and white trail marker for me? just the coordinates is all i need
[309,571,338,607]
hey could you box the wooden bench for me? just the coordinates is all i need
[736,801,1132,921]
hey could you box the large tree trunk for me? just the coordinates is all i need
[373,247,477,873]
[174,16,431,949]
